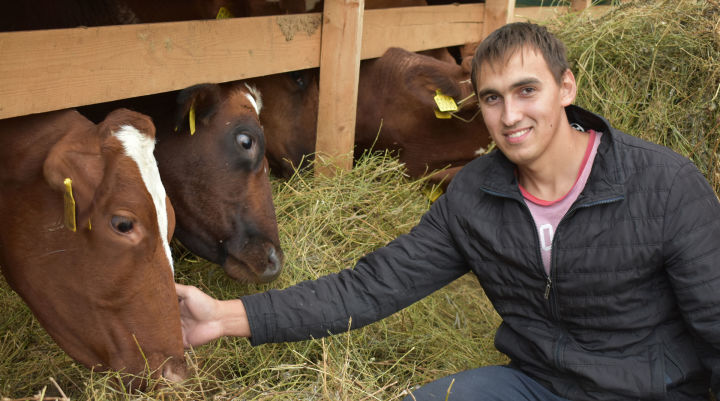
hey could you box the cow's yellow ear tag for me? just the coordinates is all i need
[434,109,452,119]
[63,178,77,232]
[189,103,196,135]
[434,89,458,112]
[423,185,444,203]
[216,6,234,19]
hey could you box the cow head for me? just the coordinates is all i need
[0,109,186,388]
[155,82,284,283]
[355,47,490,188]
[248,69,320,178]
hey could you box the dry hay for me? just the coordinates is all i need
[549,0,720,194]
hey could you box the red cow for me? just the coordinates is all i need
[81,82,284,283]
[355,47,489,186]
[0,109,186,388]
[256,48,490,188]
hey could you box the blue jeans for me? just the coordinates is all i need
[402,365,571,401]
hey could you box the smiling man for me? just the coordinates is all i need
[175,22,720,400]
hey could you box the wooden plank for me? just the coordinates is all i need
[361,3,484,59]
[314,0,364,176]
[0,15,322,119]
[513,4,613,22]
[571,0,592,13]
[483,0,514,39]
[0,4,484,120]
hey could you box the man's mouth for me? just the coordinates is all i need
[506,127,531,142]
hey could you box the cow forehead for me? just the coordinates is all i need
[243,82,262,116]
[112,125,174,274]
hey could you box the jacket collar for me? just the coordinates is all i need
[478,105,626,205]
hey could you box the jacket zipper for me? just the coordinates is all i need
[545,195,625,319]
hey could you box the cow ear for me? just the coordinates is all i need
[43,120,105,231]
[412,72,462,104]
[174,83,222,135]
[405,61,464,109]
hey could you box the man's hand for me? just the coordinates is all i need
[175,283,250,347]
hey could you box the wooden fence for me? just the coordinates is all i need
[0,0,614,174]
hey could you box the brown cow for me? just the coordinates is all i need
[355,47,489,186]
[0,109,186,387]
[81,82,284,283]
[256,48,490,187]
[248,69,321,177]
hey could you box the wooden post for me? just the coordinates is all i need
[482,0,514,40]
[570,0,592,13]
[314,0,364,177]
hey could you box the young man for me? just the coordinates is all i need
[175,22,720,400]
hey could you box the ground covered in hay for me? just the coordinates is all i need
[2,0,719,399]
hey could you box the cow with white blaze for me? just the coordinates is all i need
[0,108,186,388]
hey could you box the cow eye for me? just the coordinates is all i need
[111,216,134,234]
[290,71,306,89]
[236,133,253,150]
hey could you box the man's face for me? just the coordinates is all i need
[475,47,575,168]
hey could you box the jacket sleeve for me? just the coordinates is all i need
[241,192,469,346]
[662,162,720,397]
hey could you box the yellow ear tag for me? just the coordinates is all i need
[189,103,196,135]
[423,185,444,203]
[63,178,77,232]
[216,6,234,19]
[434,89,458,112]
[434,109,452,119]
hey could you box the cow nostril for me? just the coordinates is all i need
[258,247,283,282]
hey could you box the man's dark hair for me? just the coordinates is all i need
[470,22,569,93]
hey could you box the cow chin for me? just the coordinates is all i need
[222,239,283,283]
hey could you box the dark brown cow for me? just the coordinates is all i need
[81,82,283,283]
[248,70,321,177]
[0,109,186,387]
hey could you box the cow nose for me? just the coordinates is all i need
[162,361,187,383]
[258,246,283,283]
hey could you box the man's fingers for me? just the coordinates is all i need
[175,282,194,299]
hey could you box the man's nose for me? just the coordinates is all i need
[501,98,522,127]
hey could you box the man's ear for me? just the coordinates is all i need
[174,83,222,135]
[560,68,577,107]
[43,124,104,231]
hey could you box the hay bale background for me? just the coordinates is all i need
[1,0,719,399]
[550,0,720,195]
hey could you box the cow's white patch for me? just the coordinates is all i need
[243,83,263,116]
[113,126,174,274]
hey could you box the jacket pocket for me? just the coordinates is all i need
[560,339,666,399]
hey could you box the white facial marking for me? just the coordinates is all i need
[243,82,263,116]
[113,125,174,274]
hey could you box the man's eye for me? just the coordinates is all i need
[521,87,536,95]
[484,95,499,104]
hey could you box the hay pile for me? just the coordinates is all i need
[2,1,719,399]
[550,0,720,194]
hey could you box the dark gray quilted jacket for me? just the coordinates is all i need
[242,105,720,400]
